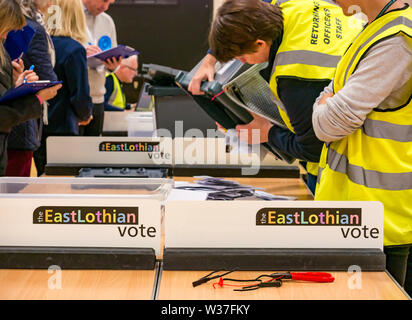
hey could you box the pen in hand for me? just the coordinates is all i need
[23,65,35,84]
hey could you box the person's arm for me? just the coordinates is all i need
[313,36,412,143]
[267,78,331,162]
[0,95,42,132]
[64,47,93,122]
[0,78,60,133]
[23,24,58,81]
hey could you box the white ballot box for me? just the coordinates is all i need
[0,177,173,270]
[164,200,386,271]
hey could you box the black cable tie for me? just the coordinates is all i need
[192,277,211,287]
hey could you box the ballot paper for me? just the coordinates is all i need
[166,188,209,201]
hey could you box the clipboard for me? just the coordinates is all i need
[4,25,36,61]
[87,45,139,69]
[0,81,62,104]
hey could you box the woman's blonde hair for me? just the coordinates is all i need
[45,0,88,45]
[0,0,26,67]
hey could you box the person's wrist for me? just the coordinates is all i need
[204,53,217,65]
[108,65,121,74]
[260,125,270,144]
[35,94,43,104]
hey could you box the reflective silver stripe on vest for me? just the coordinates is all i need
[108,87,119,105]
[317,165,323,184]
[274,50,341,68]
[107,74,117,105]
[275,0,338,6]
[344,16,412,83]
[326,147,412,190]
[275,0,290,4]
[362,118,412,142]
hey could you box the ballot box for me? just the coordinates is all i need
[163,200,386,271]
[0,177,173,270]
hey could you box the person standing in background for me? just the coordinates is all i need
[6,0,58,177]
[39,0,93,168]
[81,0,121,136]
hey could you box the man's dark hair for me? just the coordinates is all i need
[209,0,283,62]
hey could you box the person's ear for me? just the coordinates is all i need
[256,39,268,48]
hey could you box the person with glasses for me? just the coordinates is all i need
[104,55,138,111]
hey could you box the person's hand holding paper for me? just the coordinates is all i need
[37,84,62,102]
[103,56,122,72]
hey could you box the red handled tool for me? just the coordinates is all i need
[283,272,335,283]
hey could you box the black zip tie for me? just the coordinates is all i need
[192,270,236,287]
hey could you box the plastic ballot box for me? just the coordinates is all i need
[0,177,173,270]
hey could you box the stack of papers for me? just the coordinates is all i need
[168,176,296,201]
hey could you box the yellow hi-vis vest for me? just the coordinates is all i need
[106,73,127,109]
[315,6,412,246]
[269,0,363,176]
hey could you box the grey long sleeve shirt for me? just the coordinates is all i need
[312,35,412,143]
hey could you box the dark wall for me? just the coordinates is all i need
[107,0,213,72]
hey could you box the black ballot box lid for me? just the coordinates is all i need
[148,84,218,138]
[148,85,186,97]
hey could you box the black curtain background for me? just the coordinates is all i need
[107,0,213,72]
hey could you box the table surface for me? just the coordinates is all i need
[157,270,409,300]
[0,268,157,300]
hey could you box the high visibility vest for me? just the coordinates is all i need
[269,0,363,176]
[315,6,412,246]
[106,73,127,109]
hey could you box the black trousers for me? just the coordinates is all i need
[79,103,104,136]
[33,132,76,177]
[384,244,412,297]
[0,134,8,176]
